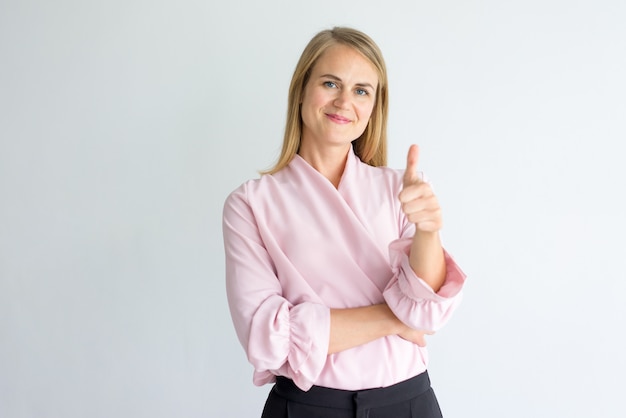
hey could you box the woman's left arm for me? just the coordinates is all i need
[408,231,446,293]
[383,145,466,331]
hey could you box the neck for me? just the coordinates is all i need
[298,144,351,188]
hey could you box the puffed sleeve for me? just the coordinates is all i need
[383,237,466,331]
[223,183,330,391]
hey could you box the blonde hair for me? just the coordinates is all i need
[262,27,389,174]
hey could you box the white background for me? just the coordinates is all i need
[1,1,625,417]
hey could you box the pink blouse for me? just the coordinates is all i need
[223,147,466,391]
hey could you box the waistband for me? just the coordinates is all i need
[273,371,432,411]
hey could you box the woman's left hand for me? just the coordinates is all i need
[398,145,443,233]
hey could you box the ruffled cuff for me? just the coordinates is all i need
[388,238,465,300]
[288,303,330,390]
[384,238,466,331]
[247,299,330,391]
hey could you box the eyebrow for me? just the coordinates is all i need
[319,74,376,90]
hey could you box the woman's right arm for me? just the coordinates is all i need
[223,186,331,391]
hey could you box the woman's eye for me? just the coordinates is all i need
[355,88,369,96]
[324,81,337,88]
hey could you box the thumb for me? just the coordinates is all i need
[403,144,421,187]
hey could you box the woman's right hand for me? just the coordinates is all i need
[397,326,434,347]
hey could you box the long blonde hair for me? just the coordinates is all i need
[262,27,389,174]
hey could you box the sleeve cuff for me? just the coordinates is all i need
[384,239,466,331]
[389,238,466,301]
[287,303,330,390]
[247,299,330,391]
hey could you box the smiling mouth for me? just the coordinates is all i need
[326,113,351,124]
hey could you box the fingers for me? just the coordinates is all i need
[408,219,442,233]
[398,181,433,203]
[399,145,443,231]
[399,182,440,229]
[403,144,421,188]
[404,207,442,231]
[403,206,442,227]
[398,328,434,347]
[401,196,438,213]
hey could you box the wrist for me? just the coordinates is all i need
[413,229,439,242]
[380,303,405,335]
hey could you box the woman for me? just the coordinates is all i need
[223,27,466,418]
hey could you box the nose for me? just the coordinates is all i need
[333,89,350,109]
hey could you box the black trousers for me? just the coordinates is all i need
[261,371,443,418]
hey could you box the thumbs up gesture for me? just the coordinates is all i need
[399,145,443,233]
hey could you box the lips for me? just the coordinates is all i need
[325,113,351,124]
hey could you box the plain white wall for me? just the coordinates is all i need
[1,1,625,417]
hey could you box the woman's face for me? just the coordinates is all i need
[300,44,378,152]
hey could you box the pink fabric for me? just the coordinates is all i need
[223,147,466,391]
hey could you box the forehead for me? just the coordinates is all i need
[310,44,379,84]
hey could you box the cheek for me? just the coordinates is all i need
[301,91,323,116]
[357,102,376,121]
[308,89,330,107]
[300,92,323,126]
